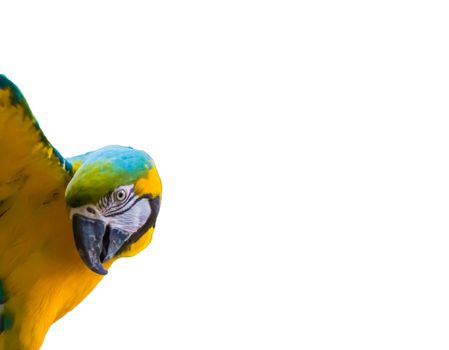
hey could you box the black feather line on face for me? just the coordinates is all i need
[117,195,161,255]
[98,193,113,211]
[103,196,140,217]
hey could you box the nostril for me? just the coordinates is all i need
[86,207,96,214]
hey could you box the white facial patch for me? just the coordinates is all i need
[106,199,151,234]
[70,185,152,235]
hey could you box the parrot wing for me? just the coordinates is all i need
[0,75,71,181]
[0,74,71,223]
[0,75,73,334]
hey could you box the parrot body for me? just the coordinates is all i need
[0,76,162,349]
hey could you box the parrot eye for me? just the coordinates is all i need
[115,189,127,202]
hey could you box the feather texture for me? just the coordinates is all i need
[0,75,162,349]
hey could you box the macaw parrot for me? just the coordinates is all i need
[0,75,162,349]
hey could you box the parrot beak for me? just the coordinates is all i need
[72,214,108,275]
[72,214,132,275]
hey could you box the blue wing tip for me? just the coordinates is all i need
[0,74,25,106]
[0,279,5,333]
[0,280,5,304]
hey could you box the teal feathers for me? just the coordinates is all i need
[0,280,5,305]
[0,280,12,334]
[0,74,71,172]
[0,74,25,106]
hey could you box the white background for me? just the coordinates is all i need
[1,1,449,349]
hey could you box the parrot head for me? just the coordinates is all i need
[65,145,162,275]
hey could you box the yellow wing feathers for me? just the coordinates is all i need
[0,76,71,265]
[0,76,99,349]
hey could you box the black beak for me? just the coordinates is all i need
[72,214,132,275]
[72,214,108,275]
